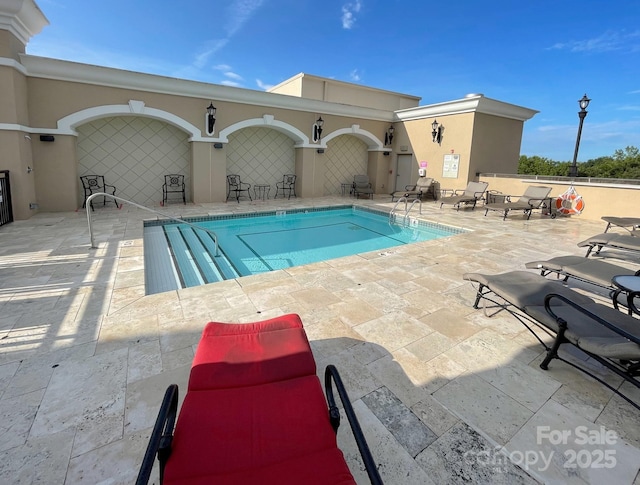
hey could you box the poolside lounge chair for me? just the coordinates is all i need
[391,177,435,202]
[463,270,640,410]
[578,232,640,257]
[525,255,640,311]
[438,181,488,211]
[353,174,374,199]
[525,255,640,290]
[136,314,383,485]
[602,216,640,233]
[483,185,552,220]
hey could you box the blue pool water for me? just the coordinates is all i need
[144,206,464,293]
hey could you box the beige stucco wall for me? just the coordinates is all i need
[478,175,640,222]
[33,134,78,211]
[470,113,524,175]
[0,30,26,60]
[270,73,421,111]
[402,113,475,190]
[1,131,37,220]
[0,60,37,220]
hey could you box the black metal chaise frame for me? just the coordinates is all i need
[464,271,640,410]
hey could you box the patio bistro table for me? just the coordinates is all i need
[254,184,270,200]
[611,275,640,316]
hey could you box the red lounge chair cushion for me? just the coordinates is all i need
[188,314,316,391]
[164,375,356,484]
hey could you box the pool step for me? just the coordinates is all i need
[164,226,207,288]
[144,226,182,295]
[145,225,238,293]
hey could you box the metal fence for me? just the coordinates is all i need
[479,173,640,186]
[0,170,13,226]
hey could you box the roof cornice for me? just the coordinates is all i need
[0,0,48,46]
[19,55,396,122]
[395,94,538,122]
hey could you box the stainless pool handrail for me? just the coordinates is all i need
[85,192,219,255]
[389,197,422,225]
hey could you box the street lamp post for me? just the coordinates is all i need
[569,94,591,178]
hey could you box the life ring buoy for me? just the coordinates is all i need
[555,193,585,215]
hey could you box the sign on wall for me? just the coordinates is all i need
[442,154,460,178]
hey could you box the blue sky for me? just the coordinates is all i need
[28,0,640,162]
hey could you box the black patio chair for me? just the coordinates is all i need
[275,174,297,199]
[226,174,252,202]
[162,174,186,205]
[80,175,117,211]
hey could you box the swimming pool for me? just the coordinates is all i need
[143,205,465,294]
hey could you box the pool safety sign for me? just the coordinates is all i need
[442,154,460,178]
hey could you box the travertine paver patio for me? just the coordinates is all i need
[0,194,639,484]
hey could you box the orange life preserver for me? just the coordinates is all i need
[555,188,585,216]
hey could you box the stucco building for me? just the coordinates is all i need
[1,0,537,221]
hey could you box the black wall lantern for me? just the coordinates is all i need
[432,119,443,145]
[384,125,395,146]
[205,102,217,136]
[312,116,324,143]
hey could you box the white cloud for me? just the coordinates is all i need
[192,1,266,71]
[225,0,266,37]
[194,40,230,68]
[256,79,274,90]
[341,1,362,29]
[548,30,640,53]
[221,80,242,87]
[224,71,244,81]
[349,69,361,82]
[617,105,640,111]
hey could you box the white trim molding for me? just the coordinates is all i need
[395,94,538,122]
[0,0,49,46]
[55,101,214,142]
[321,124,385,151]
[0,57,28,75]
[218,115,311,147]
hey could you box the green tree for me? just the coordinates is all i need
[518,155,570,176]
[519,146,640,178]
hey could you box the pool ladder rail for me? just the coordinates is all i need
[390,196,422,225]
[84,192,220,255]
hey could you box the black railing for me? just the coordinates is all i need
[0,171,13,226]
[479,173,640,186]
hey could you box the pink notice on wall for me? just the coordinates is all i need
[420,161,428,167]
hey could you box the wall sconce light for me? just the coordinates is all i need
[384,125,394,146]
[205,102,216,136]
[431,119,443,145]
[312,116,324,143]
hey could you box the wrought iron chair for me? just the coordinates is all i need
[226,174,252,202]
[275,174,297,199]
[80,175,117,211]
[162,174,186,205]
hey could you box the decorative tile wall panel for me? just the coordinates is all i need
[324,135,368,195]
[77,117,190,207]
[227,127,295,195]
